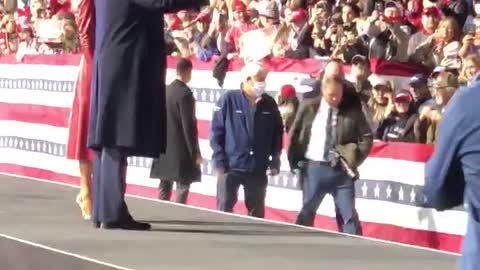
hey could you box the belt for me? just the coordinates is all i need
[308,160,330,166]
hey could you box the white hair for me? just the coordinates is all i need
[241,62,269,82]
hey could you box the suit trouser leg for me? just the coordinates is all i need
[94,147,130,223]
[242,173,268,218]
[159,180,173,201]
[217,172,241,213]
[91,150,101,224]
[174,183,190,204]
[332,176,362,235]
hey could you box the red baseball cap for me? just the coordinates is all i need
[280,84,296,98]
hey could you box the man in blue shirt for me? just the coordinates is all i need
[210,62,284,218]
[423,83,480,270]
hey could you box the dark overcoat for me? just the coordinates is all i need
[150,80,201,184]
[88,0,207,158]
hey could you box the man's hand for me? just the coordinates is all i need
[216,167,225,177]
[268,168,280,176]
[196,156,203,167]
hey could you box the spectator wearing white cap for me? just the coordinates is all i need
[366,76,395,131]
[209,62,283,218]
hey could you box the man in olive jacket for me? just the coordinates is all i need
[287,78,373,235]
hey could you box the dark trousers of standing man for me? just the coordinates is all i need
[159,180,190,204]
[217,171,268,218]
[295,161,361,235]
[91,147,131,223]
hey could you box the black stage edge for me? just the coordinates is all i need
[0,174,458,270]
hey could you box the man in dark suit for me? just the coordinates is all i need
[150,58,202,204]
[288,78,373,235]
[88,0,208,230]
[295,59,363,232]
[423,84,480,270]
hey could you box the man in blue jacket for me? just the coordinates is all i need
[210,62,284,218]
[423,83,480,270]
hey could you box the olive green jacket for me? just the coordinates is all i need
[287,96,373,177]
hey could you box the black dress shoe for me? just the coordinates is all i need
[100,220,151,231]
[93,221,100,229]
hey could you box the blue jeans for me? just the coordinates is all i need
[296,161,361,235]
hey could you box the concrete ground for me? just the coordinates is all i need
[0,175,458,270]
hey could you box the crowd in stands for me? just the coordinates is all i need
[2,0,480,145]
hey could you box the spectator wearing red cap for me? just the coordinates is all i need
[225,0,257,53]
[278,8,313,59]
[192,11,221,61]
[16,25,38,60]
[407,7,442,56]
[278,84,299,132]
[375,89,418,142]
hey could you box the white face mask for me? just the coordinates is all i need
[253,81,266,97]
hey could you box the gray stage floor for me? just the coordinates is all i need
[0,175,457,270]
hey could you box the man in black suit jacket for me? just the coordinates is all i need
[150,58,202,204]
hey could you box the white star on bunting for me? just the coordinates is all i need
[209,91,214,102]
[398,186,404,201]
[374,184,380,198]
[410,188,416,203]
[386,185,392,198]
[292,175,299,188]
[361,182,368,197]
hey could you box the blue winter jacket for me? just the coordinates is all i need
[209,90,283,174]
[423,84,480,270]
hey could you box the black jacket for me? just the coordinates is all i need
[150,80,201,184]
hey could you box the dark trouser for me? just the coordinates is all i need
[216,171,268,218]
[158,180,190,204]
[295,161,361,235]
[91,147,131,223]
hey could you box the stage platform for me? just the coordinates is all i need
[0,175,458,270]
